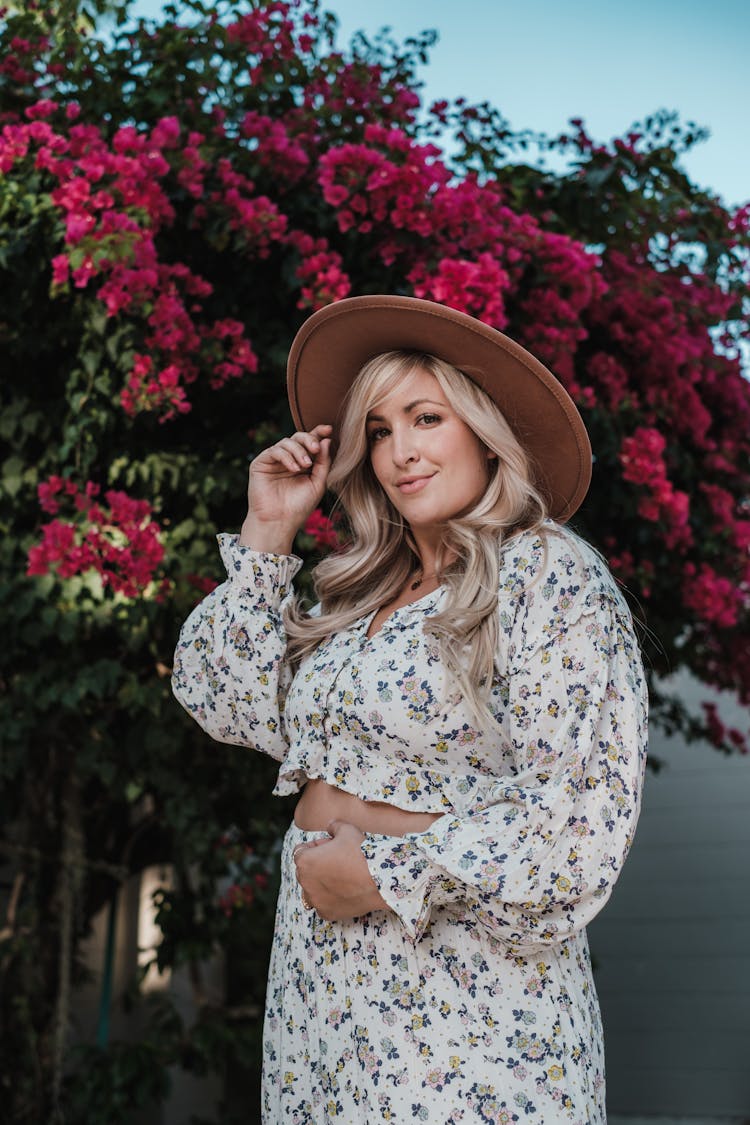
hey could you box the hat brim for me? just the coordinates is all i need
[286,295,591,523]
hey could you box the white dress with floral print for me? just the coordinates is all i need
[172,521,648,1124]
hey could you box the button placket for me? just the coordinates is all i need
[321,631,362,739]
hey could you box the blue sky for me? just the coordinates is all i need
[131,0,748,208]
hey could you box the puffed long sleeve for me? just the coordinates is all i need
[361,551,648,952]
[172,533,302,761]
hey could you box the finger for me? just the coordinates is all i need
[251,429,332,476]
[293,837,328,862]
[276,437,316,471]
[295,837,330,869]
[309,437,332,488]
[292,430,329,459]
[251,444,302,476]
[285,433,318,463]
[260,440,314,476]
[326,819,365,843]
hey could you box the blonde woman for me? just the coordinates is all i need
[173,295,648,1124]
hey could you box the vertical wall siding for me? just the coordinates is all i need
[588,677,750,1118]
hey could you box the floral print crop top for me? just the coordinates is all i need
[173,521,648,952]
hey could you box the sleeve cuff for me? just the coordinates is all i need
[361,831,460,942]
[217,533,303,607]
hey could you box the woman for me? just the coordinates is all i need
[173,295,648,1124]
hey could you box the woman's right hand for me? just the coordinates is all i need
[239,424,333,554]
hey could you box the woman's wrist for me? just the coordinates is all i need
[238,515,296,555]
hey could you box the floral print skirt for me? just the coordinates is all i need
[262,823,606,1123]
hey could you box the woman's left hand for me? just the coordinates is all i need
[293,820,388,920]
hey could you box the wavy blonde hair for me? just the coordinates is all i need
[285,350,548,717]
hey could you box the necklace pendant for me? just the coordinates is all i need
[410,577,423,591]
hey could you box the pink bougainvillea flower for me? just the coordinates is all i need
[27,478,165,598]
[303,509,342,550]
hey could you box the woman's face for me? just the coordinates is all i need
[365,367,494,532]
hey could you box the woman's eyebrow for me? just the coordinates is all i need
[366,398,445,422]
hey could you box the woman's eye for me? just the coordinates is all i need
[368,427,389,444]
[418,413,441,425]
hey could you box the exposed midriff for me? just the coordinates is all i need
[294,777,444,836]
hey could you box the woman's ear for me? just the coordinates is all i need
[486,448,498,461]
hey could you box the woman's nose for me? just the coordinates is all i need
[391,430,419,466]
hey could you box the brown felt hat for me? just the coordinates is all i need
[287,295,592,522]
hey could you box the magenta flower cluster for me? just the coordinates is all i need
[27,476,164,598]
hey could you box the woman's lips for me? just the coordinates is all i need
[395,475,434,494]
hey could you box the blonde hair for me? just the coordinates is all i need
[284,351,548,718]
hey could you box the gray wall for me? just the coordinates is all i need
[589,677,750,1118]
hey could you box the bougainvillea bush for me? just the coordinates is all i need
[1,0,748,1118]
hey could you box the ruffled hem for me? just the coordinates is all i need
[272,755,498,818]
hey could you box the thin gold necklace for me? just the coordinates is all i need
[410,571,438,591]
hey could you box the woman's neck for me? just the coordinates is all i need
[410,527,455,580]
